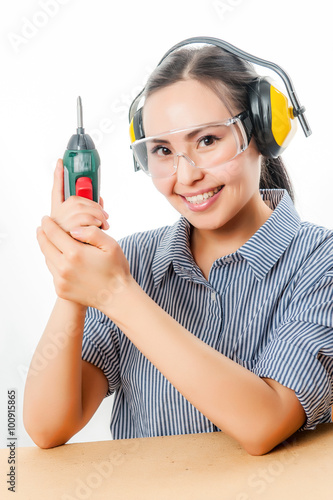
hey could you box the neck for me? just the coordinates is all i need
[190,192,273,278]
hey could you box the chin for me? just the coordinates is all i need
[188,213,235,231]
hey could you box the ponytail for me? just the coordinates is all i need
[260,157,295,202]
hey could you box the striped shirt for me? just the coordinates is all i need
[82,189,333,439]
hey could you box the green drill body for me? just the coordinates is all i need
[63,97,100,202]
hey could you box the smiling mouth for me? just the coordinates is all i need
[184,186,224,204]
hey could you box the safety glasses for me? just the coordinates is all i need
[130,111,252,178]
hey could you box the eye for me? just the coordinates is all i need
[151,145,172,157]
[198,135,221,148]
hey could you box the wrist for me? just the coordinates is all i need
[57,297,87,314]
[97,276,144,325]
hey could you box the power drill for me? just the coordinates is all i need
[63,97,100,202]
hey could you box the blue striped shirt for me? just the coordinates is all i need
[82,189,333,439]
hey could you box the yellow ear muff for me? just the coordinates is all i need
[129,118,136,143]
[129,107,145,143]
[270,85,296,149]
[248,77,297,158]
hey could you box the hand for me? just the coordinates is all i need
[36,216,132,311]
[51,159,109,233]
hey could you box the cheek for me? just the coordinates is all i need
[223,148,261,185]
[208,158,247,186]
[221,160,243,184]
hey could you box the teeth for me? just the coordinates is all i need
[185,186,222,204]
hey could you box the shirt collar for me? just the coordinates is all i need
[152,215,194,286]
[237,189,301,280]
[152,189,301,286]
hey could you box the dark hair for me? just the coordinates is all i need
[143,45,295,202]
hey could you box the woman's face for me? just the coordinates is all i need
[142,79,263,233]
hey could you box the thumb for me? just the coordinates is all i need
[51,159,65,215]
[70,225,115,250]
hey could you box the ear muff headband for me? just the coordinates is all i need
[129,36,311,165]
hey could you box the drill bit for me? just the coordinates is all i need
[77,96,84,134]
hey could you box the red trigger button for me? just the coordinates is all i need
[76,177,93,200]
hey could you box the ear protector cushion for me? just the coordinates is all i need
[129,107,144,143]
[129,107,146,172]
[248,78,296,158]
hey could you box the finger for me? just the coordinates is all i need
[65,198,109,230]
[65,196,109,220]
[51,159,65,214]
[61,213,106,229]
[36,225,63,267]
[100,201,109,222]
[72,215,109,231]
[41,216,80,255]
[37,226,71,299]
[70,225,115,251]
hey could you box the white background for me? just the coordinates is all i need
[0,0,332,449]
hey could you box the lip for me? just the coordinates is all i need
[179,186,223,198]
[180,185,224,212]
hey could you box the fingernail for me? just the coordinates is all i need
[70,228,82,237]
[102,210,109,219]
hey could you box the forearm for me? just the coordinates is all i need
[23,298,87,448]
[36,214,304,453]
[105,279,304,455]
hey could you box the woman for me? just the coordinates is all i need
[24,42,333,456]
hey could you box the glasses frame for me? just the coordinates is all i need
[130,110,253,178]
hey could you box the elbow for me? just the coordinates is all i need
[23,399,79,449]
[23,415,68,450]
[25,427,67,449]
[232,424,285,456]
[32,437,63,450]
[239,428,293,456]
[240,415,305,456]
[24,425,63,450]
[242,441,274,457]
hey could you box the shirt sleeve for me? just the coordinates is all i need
[253,258,333,430]
[82,307,121,397]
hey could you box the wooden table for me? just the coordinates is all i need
[1,424,332,499]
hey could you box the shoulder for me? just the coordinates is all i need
[298,219,333,242]
[295,220,333,265]
[287,221,333,305]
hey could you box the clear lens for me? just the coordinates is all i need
[131,119,248,178]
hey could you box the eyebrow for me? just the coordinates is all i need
[148,125,212,143]
[149,138,170,144]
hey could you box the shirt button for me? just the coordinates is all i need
[224,257,233,264]
[211,292,216,301]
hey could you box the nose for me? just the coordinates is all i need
[175,153,204,184]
